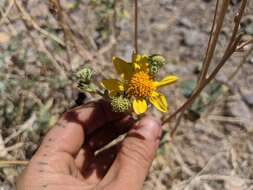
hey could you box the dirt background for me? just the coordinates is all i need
[0,0,253,189]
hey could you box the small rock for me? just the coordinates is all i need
[0,182,12,190]
[249,57,253,64]
[230,0,241,5]
[182,30,204,47]
[29,2,49,17]
[245,23,253,35]
[0,33,10,44]
[178,18,193,28]
[240,90,253,107]
[25,64,41,76]
[225,97,252,129]
[159,0,175,7]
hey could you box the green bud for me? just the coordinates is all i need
[110,96,130,113]
[148,55,166,76]
[149,65,159,75]
[150,55,166,66]
[76,68,93,84]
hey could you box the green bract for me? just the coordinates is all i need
[148,55,166,75]
[76,68,96,93]
[110,96,131,113]
[76,68,93,84]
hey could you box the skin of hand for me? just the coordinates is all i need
[16,100,162,190]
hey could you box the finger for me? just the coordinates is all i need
[100,116,161,190]
[63,100,124,134]
[36,100,124,157]
[74,116,134,171]
[79,145,119,185]
[85,115,134,152]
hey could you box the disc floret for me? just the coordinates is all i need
[127,71,155,98]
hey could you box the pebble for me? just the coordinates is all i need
[226,97,252,129]
[230,0,241,5]
[182,29,204,47]
[249,57,253,65]
[241,90,253,107]
[178,18,193,28]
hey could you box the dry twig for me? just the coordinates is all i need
[162,0,249,138]
[0,160,29,167]
[49,0,94,61]
[14,0,65,46]
[134,0,138,54]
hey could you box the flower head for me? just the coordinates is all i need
[111,96,131,113]
[101,53,178,115]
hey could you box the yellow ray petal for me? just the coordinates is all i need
[133,99,148,115]
[112,56,133,80]
[132,53,149,72]
[101,79,124,92]
[154,75,178,88]
[149,92,168,112]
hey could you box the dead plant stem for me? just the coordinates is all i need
[14,0,65,46]
[198,0,229,86]
[162,0,248,138]
[134,0,138,54]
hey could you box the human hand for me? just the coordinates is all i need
[17,100,161,190]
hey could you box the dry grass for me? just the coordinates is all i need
[0,0,253,189]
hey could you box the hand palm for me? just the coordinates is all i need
[17,101,161,190]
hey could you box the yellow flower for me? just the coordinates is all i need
[101,53,178,115]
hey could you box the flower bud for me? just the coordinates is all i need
[148,55,166,76]
[76,68,96,93]
[149,64,159,75]
[110,96,131,113]
[149,55,166,67]
[76,68,93,84]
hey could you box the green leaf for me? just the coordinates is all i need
[78,84,97,93]
[157,129,169,156]
[179,79,196,98]
[245,23,253,35]
[180,80,225,121]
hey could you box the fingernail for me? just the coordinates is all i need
[134,116,161,141]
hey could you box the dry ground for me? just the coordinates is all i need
[0,0,253,189]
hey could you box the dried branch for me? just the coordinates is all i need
[0,0,14,26]
[15,6,68,78]
[162,0,249,137]
[14,0,65,46]
[134,0,138,53]
[0,160,29,167]
[229,46,253,80]
[4,113,36,144]
[50,0,94,61]
[236,37,253,51]
[198,0,228,86]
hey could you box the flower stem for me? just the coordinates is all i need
[134,0,138,54]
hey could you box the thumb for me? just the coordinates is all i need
[104,116,161,190]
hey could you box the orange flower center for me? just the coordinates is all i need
[127,71,155,98]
